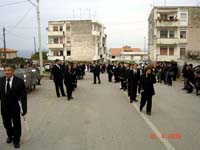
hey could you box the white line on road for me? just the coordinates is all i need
[122,91,176,150]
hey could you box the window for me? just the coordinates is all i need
[160,47,168,55]
[161,14,168,19]
[160,30,168,38]
[53,26,58,31]
[60,37,63,44]
[60,26,63,31]
[180,31,186,39]
[66,26,71,31]
[67,50,71,56]
[169,48,174,56]
[169,31,175,38]
[60,51,63,56]
[54,38,59,44]
[180,48,186,59]
[112,56,116,59]
[67,40,71,44]
[53,51,63,56]
[180,13,187,20]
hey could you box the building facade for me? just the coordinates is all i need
[47,20,107,62]
[148,6,200,62]
[109,46,148,63]
[0,48,17,60]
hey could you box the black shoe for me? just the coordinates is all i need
[6,137,12,144]
[147,112,151,115]
[70,97,74,99]
[13,142,20,148]
[133,99,138,102]
[139,107,142,112]
[57,95,60,98]
[62,95,66,97]
[130,101,133,103]
[68,98,70,101]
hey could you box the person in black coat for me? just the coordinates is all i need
[119,62,127,90]
[52,59,66,97]
[107,62,114,82]
[64,65,74,100]
[0,64,27,148]
[128,63,140,103]
[139,67,156,115]
[92,63,101,84]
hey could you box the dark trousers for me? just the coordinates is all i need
[130,85,138,101]
[2,111,21,143]
[94,74,101,84]
[114,74,119,82]
[140,93,152,113]
[120,79,126,90]
[66,85,73,99]
[108,73,113,82]
[54,80,65,97]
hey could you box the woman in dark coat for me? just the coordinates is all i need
[139,67,156,115]
[64,65,74,100]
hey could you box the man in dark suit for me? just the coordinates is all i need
[0,64,27,148]
[119,62,127,90]
[139,67,156,115]
[92,62,101,84]
[128,63,140,103]
[107,62,114,82]
[52,59,66,97]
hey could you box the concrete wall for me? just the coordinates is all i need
[187,7,200,51]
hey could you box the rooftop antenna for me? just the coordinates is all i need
[93,11,96,20]
[73,9,75,19]
[79,8,82,20]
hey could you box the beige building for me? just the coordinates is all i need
[109,46,148,63]
[148,6,200,62]
[0,48,17,60]
[47,20,107,62]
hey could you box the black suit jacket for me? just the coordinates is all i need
[139,74,156,96]
[52,65,64,82]
[0,76,27,115]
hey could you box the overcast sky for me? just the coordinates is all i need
[0,0,199,57]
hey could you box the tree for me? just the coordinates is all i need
[31,51,48,61]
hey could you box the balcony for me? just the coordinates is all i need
[156,38,178,45]
[48,31,64,36]
[48,43,64,49]
[156,19,179,27]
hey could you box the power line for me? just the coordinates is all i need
[7,6,33,33]
[0,1,27,8]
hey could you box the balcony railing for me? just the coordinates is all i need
[48,43,64,49]
[156,18,179,27]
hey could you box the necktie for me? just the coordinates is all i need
[6,78,11,94]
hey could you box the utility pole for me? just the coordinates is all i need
[34,36,36,53]
[3,27,6,63]
[36,0,43,74]
[27,0,43,74]
[144,36,146,52]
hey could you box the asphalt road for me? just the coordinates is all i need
[0,73,200,150]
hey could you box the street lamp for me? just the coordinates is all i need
[27,0,43,74]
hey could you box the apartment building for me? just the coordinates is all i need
[148,6,200,62]
[47,20,107,62]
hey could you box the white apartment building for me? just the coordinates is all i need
[148,6,200,62]
[47,20,107,62]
